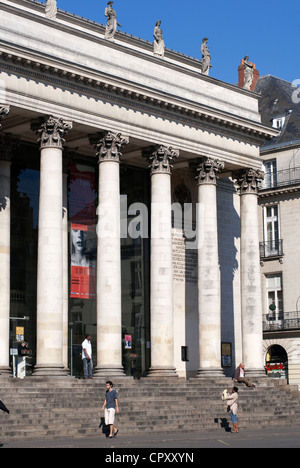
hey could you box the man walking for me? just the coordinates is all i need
[82,334,93,379]
[101,381,119,438]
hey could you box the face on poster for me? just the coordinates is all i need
[69,162,97,301]
[70,223,96,300]
[71,224,90,267]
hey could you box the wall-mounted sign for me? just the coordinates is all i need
[221,342,232,367]
[16,327,24,342]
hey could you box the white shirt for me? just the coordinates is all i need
[82,339,92,360]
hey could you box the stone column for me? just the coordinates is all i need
[93,131,129,377]
[0,106,12,376]
[32,116,72,376]
[144,145,179,377]
[62,155,69,371]
[234,168,265,376]
[196,157,224,377]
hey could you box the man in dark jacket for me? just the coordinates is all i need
[0,400,9,447]
[234,363,256,387]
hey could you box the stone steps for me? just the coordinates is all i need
[0,376,300,442]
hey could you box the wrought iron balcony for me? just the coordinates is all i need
[263,311,300,332]
[261,166,300,190]
[259,239,283,259]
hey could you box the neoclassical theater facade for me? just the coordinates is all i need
[0,0,277,379]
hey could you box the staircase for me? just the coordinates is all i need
[1,376,300,443]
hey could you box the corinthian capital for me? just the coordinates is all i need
[196,157,224,185]
[0,106,10,130]
[233,167,264,194]
[31,116,72,149]
[143,145,179,175]
[0,133,16,162]
[93,131,129,164]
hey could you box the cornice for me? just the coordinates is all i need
[1,0,272,102]
[259,184,300,199]
[0,42,277,145]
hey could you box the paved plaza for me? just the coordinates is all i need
[2,425,300,450]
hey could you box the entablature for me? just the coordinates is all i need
[0,43,277,147]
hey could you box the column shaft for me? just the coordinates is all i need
[149,173,175,376]
[32,116,72,376]
[62,169,69,370]
[93,131,128,377]
[144,145,179,377]
[235,168,265,376]
[0,109,12,376]
[196,157,224,377]
[0,159,11,375]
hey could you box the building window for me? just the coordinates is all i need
[272,116,285,129]
[262,160,277,188]
[262,205,282,257]
[266,274,283,321]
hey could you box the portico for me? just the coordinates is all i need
[0,0,277,379]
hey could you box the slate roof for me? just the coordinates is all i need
[254,75,300,148]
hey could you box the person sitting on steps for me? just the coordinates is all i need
[234,363,256,388]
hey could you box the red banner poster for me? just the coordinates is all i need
[70,223,96,300]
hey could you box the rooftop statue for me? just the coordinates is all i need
[45,0,57,20]
[243,55,254,90]
[104,1,122,40]
[153,20,165,57]
[201,37,211,75]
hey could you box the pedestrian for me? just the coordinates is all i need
[0,399,10,448]
[226,387,239,433]
[81,334,93,379]
[234,363,256,387]
[101,381,119,438]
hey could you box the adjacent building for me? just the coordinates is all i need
[256,75,300,387]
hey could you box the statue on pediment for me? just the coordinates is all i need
[201,37,211,75]
[153,20,165,57]
[104,1,121,40]
[243,56,254,90]
[45,0,57,20]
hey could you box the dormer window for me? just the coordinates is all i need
[272,116,285,129]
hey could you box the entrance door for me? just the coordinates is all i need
[120,167,150,378]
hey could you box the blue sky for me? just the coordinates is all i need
[57,0,300,85]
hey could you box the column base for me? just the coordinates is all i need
[33,364,69,377]
[93,365,126,378]
[195,367,225,378]
[245,368,267,378]
[0,366,11,377]
[147,366,178,378]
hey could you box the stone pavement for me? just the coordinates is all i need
[2,425,300,449]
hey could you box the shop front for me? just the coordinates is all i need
[266,345,288,381]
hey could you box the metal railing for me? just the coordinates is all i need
[259,239,283,258]
[261,166,300,190]
[263,311,300,332]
